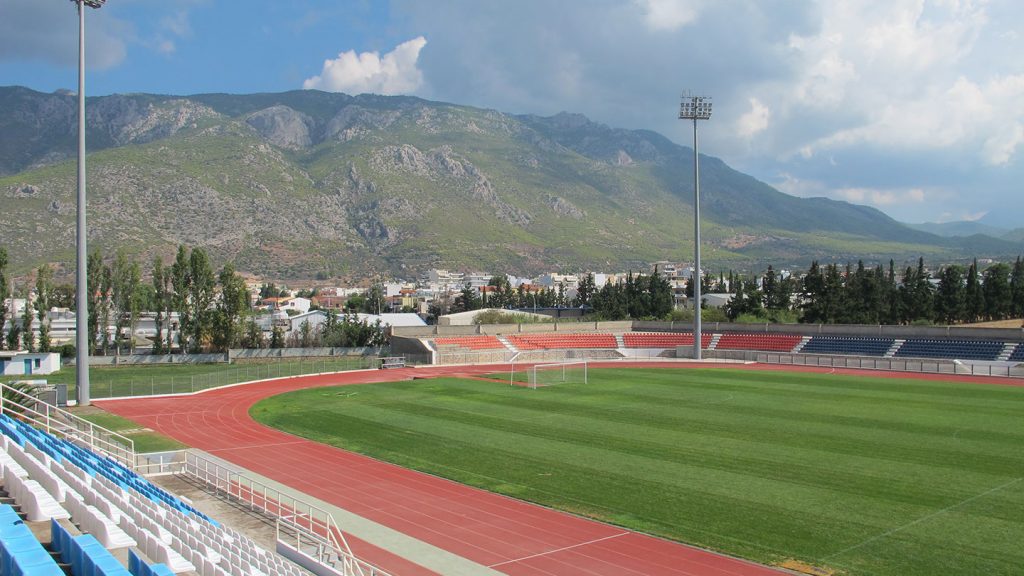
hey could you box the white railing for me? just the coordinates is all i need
[703,350,1024,378]
[182,451,392,576]
[134,449,188,476]
[0,381,135,467]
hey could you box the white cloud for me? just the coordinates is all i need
[303,36,427,95]
[773,173,826,198]
[737,97,770,139]
[152,10,194,55]
[769,1,1024,168]
[959,211,989,222]
[807,74,1024,165]
[634,0,702,31]
[156,40,176,55]
[775,174,934,212]
[834,186,927,207]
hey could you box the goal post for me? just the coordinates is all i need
[527,359,588,389]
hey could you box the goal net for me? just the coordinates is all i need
[527,360,588,389]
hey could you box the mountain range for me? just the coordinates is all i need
[1,85,1021,280]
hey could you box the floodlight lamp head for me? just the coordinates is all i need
[75,0,106,8]
[679,94,712,120]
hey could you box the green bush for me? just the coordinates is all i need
[473,310,553,325]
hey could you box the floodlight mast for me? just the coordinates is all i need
[679,93,711,361]
[73,0,104,406]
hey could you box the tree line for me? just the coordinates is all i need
[0,245,389,356]
[420,257,1024,326]
[724,257,1024,325]
[1,247,75,354]
[441,271,674,321]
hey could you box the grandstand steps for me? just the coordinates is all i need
[886,340,905,358]
[707,333,722,350]
[793,336,812,353]
[496,335,518,352]
[614,334,626,348]
[998,343,1017,361]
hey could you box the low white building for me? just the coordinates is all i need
[536,273,579,290]
[287,311,426,334]
[278,297,312,315]
[701,293,734,309]
[0,351,61,376]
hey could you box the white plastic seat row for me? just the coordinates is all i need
[63,489,137,550]
[6,424,306,576]
[171,506,303,576]
[117,515,196,574]
[159,499,294,576]
[49,456,92,497]
[0,450,28,481]
[10,441,73,505]
[4,473,70,522]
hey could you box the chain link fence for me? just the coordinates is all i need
[86,356,381,399]
[699,349,1024,378]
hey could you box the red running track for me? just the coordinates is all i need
[96,364,805,576]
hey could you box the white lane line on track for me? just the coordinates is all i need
[487,531,631,568]
[208,440,309,451]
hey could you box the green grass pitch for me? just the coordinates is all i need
[250,367,1024,575]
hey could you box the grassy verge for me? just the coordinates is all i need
[73,407,187,453]
[251,367,1024,576]
[2,356,375,399]
[74,410,187,454]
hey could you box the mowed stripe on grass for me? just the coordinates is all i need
[250,368,1024,576]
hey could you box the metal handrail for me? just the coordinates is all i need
[182,451,392,576]
[0,381,135,467]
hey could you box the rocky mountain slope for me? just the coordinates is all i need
[1,86,1020,279]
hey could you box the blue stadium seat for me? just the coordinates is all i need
[0,504,64,576]
[894,339,1003,361]
[128,549,176,576]
[800,336,894,356]
[0,414,216,526]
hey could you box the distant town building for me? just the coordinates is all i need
[0,351,61,376]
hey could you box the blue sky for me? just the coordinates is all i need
[3,0,1023,228]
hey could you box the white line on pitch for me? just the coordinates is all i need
[488,531,630,568]
[823,476,1022,561]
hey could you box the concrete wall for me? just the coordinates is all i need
[389,337,432,359]
[76,353,227,366]
[394,320,1024,342]
[68,347,385,366]
[638,321,1024,342]
[479,324,519,335]
[229,347,383,361]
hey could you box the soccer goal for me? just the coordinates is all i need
[527,359,588,389]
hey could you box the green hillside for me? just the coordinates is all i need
[1,86,1020,278]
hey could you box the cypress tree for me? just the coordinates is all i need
[982,263,1012,320]
[965,259,985,323]
[1010,256,1024,318]
[800,261,824,323]
[935,265,965,325]
[35,265,53,352]
[762,266,778,310]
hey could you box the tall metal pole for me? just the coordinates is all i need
[679,93,711,361]
[73,0,104,406]
[692,116,701,361]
